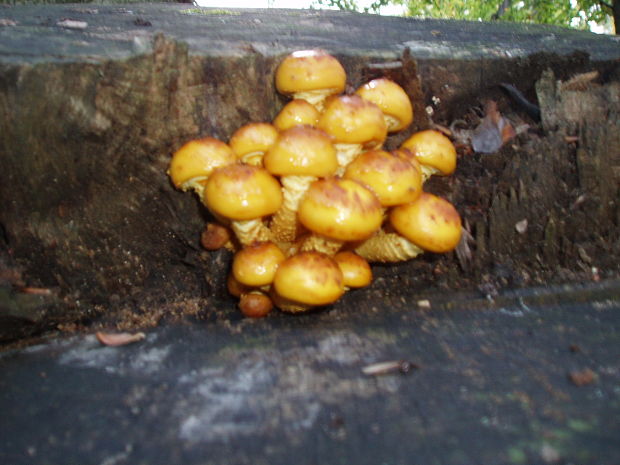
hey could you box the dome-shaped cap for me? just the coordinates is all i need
[204,164,283,221]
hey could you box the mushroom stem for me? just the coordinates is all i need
[384,114,402,132]
[269,175,316,243]
[270,291,313,313]
[355,230,424,263]
[420,165,440,183]
[334,143,363,175]
[240,151,265,167]
[231,219,273,247]
[300,235,343,256]
[293,90,333,112]
[181,177,208,201]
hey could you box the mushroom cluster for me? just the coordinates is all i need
[167,49,462,317]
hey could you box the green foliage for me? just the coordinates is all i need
[399,0,611,30]
[313,0,391,14]
[314,0,615,32]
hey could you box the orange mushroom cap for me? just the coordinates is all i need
[343,149,422,207]
[273,251,345,307]
[355,78,413,133]
[239,292,273,318]
[264,126,338,178]
[204,164,283,221]
[317,95,387,148]
[400,130,457,177]
[229,122,279,166]
[273,99,321,131]
[298,178,383,242]
[168,137,237,191]
[232,241,286,287]
[334,251,373,288]
[275,50,346,104]
[389,192,462,253]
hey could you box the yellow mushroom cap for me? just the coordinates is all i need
[275,50,346,98]
[318,95,387,148]
[232,241,286,287]
[168,137,237,190]
[263,126,338,178]
[334,251,372,288]
[227,272,250,298]
[204,164,283,221]
[400,130,457,176]
[343,149,422,207]
[355,78,413,133]
[298,178,383,242]
[273,251,344,306]
[229,123,279,166]
[273,99,321,131]
[389,192,462,253]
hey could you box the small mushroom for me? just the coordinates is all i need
[203,164,283,246]
[232,241,286,288]
[390,192,462,254]
[227,271,251,298]
[355,78,413,133]
[399,130,457,182]
[317,95,387,174]
[271,251,345,313]
[273,99,321,131]
[200,222,235,251]
[298,178,383,255]
[275,49,346,112]
[334,251,373,289]
[264,126,338,244]
[356,192,461,262]
[239,291,274,318]
[229,122,279,167]
[343,149,422,208]
[167,137,237,200]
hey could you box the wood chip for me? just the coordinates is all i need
[515,219,528,234]
[417,299,431,309]
[57,19,88,30]
[96,331,146,347]
[568,368,596,386]
[19,286,53,295]
[362,360,417,376]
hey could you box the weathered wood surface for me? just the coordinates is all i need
[1,279,619,465]
[1,6,620,462]
[0,5,619,340]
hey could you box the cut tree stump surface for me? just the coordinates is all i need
[2,4,620,63]
[1,279,619,465]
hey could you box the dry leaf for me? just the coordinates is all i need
[568,368,597,386]
[560,71,599,92]
[96,331,146,347]
[472,100,516,154]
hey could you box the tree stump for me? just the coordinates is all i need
[0,4,619,342]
